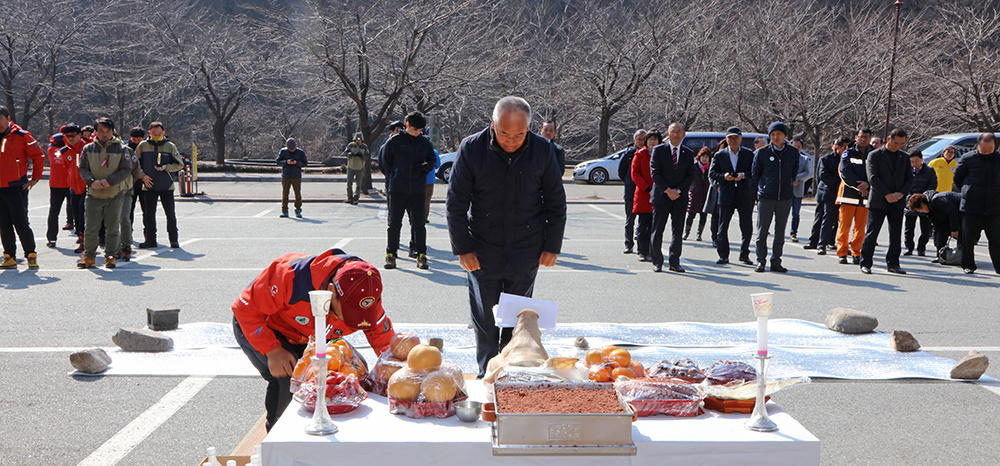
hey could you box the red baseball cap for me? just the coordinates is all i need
[333,261,385,330]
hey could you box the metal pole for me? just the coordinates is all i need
[884,0,903,140]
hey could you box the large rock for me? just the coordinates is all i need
[825,307,878,334]
[70,348,112,374]
[112,327,174,352]
[951,350,990,380]
[890,330,921,352]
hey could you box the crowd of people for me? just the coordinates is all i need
[0,107,185,270]
[618,124,1000,275]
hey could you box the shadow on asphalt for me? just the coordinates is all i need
[0,270,61,289]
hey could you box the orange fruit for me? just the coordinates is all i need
[608,348,631,368]
[599,345,619,359]
[611,367,636,380]
[589,365,611,382]
[334,339,353,360]
[326,347,343,372]
[629,360,645,378]
[340,363,361,379]
[292,358,309,380]
[584,348,605,366]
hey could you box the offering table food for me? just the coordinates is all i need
[262,380,819,466]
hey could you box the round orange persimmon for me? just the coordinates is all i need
[629,360,646,378]
[599,345,619,359]
[608,348,631,368]
[326,347,343,372]
[340,362,362,379]
[333,339,353,360]
[611,367,637,380]
[589,365,612,382]
[584,348,605,366]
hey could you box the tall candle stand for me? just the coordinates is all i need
[744,355,777,432]
[305,354,339,435]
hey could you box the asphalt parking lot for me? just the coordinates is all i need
[1,178,998,465]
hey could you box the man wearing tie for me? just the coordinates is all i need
[650,123,696,273]
[710,127,756,265]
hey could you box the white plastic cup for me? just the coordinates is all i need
[309,290,333,356]
[750,292,774,318]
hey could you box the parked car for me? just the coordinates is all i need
[910,133,1000,164]
[436,151,457,182]
[571,131,768,184]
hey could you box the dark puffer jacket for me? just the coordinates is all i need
[446,128,567,272]
[954,149,1000,215]
[381,132,436,193]
[751,144,800,201]
[905,164,937,216]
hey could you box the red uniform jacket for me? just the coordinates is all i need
[0,122,45,188]
[60,142,87,194]
[47,135,70,189]
[631,147,654,214]
[232,249,395,356]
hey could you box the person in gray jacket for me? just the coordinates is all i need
[789,138,814,243]
[276,138,308,218]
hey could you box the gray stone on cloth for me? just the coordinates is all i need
[950,350,989,380]
[825,307,878,334]
[112,327,174,352]
[890,330,920,352]
[70,348,112,374]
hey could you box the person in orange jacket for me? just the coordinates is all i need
[59,125,88,252]
[232,248,396,430]
[0,106,45,268]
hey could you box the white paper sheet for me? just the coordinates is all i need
[494,293,558,329]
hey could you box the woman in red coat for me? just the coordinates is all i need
[685,147,713,241]
[631,131,661,261]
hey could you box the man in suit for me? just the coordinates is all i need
[710,126,755,265]
[806,137,850,255]
[650,123,696,273]
[751,122,800,272]
[860,128,913,274]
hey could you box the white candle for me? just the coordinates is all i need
[757,316,768,356]
[309,290,333,357]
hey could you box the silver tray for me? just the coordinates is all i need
[490,382,636,456]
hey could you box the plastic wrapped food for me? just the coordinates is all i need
[362,351,407,396]
[614,378,704,417]
[700,376,810,400]
[648,358,706,383]
[291,337,369,393]
[495,366,590,384]
[582,346,644,381]
[704,360,756,385]
[294,372,368,414]
[387,363,468,418]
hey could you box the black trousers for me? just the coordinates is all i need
[860,207,904,268]
[468,263,538,376]
[904,214,932,253]
[0,187,36,256]
[233,316,306,432]
[960,212,1000,272]
[717,203,754,260]
[141,190,178,243]
[46,187,72,242]
[755,198,792,266]
[808,201,839,247]
[635,212,652,256]
[624,187,636,249]
[70,191,86,236]
[931,219,959,253]
[386,190,426,255]
[129,190,139,226]
[651,197,686,268]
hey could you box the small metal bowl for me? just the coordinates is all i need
[454,400,482,422]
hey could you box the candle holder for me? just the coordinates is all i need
[304,354,338,436]
[744,355,778,432]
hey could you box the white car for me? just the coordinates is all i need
[572,149,628,184]
[436,151,457,182]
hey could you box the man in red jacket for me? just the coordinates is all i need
[233,248,396,430]
[0,106,45,268]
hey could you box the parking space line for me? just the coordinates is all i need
[334,238,352,249]
[253,205,279,218]
[76,375,214,466]
[131,238,202,263]
[587,204,624,219]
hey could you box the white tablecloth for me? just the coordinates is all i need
[262,382,819,466]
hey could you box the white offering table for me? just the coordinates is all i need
[262,382,819,466]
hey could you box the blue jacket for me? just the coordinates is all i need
[382,132,436,193]
[276,148,308,178]
[815,151,841,203]
[426,150,441,185]
[446,128,566,271]
[752,144,800,201]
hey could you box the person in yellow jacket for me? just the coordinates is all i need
[928,145,958,192]
[77,117,134,269]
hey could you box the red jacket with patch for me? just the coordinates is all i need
[232,249,395,356]
[0,122,45,188]
[47,134,70,189]
[60,142,87,194]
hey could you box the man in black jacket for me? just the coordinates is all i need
[136,122,183,249]
[953,132,1000,274]
[751,122,800,272]
[860,128,913,274]
[710,126,755,265]
[806,138,850,254]
[903,151,937,256]
[619,129,646,254]
[836,129,873,264]
[446,96,567,377]
[650,123,696,272]
[908,190,961,260]
[382,112,437,270]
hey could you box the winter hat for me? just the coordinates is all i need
[767,122,789,137]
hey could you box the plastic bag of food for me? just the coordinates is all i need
[614,378,704,417]
[582,346,646,381]
[362,351,407,396]
[294,372,368,414]
[290,337,369,393]
[700,376,810,400]
[387,364,468,418]
[704,360,756,385]
[648,358,706,383]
